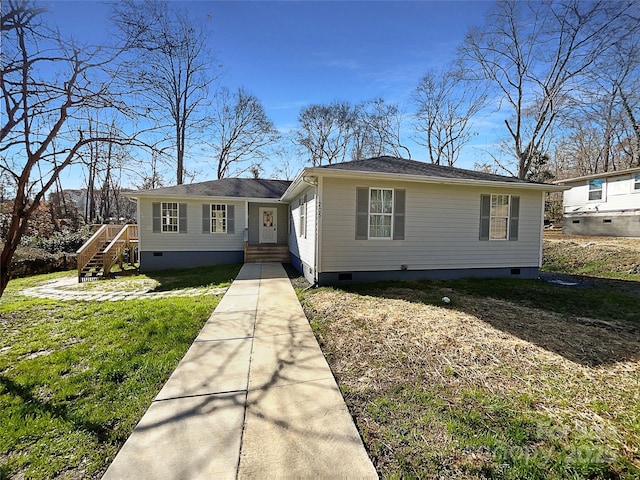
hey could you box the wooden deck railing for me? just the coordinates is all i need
[76,224,136,281]
[102,225,139,274]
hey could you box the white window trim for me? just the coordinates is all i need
[210,203,227,234]
[299,195,306,238]
[588,179,604,202]
[161,202,179,233]
[489,194,510,241]
[633,174,640,192]
[368,187,394,240]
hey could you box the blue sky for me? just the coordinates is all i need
[47,0,498,187]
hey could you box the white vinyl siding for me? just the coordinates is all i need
[141,198,244,252]
[320,177,543,273]
[563,172,640,213]
[288,187,316,282]
[162,202,179,232]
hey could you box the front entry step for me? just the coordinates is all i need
[245,245,290,263]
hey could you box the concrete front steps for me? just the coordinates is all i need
[245,245,290,263]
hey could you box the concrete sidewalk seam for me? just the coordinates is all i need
[152,389,249,403]
[235,264,261,479]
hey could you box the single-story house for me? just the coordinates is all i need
[555,167,640,237]
[125,156,565,285]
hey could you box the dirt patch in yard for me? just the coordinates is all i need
[303,285,640,478]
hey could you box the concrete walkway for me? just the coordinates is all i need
[102,263,377,479]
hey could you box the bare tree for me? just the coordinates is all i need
[210,87,279,179]
[112,0,216,185]
[461,0,637,178]
[295,101,356,166]
[413,69,486,166]
[0,0,132,296]
[352,98,411,160]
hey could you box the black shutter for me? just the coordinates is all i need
[479,194,490,241]
[393,189,405,240]
[227,205,235,234]
[356,188,369,240]
[202,204,210,233]
[509,196,520,241]
[152,203,161,233]
[178,203,187,233]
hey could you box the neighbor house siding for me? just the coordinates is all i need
[138,197,245,252]
[562,173,640,237]
[288,186,317,283]
[563,174,640,213]
[319,177,543,273]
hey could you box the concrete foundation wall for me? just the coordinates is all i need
[563,213,640,237]
[318,266,539,286]
[140,250,244,272]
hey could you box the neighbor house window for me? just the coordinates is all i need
[634,173,640,191]
[479,194,519,241]
[588,179,603,200]
[299,195,306,238]
[490,194,510,240]
[209,204,226,233]
[369,188,393,238]
[162,202,179,232]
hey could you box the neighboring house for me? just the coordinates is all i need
[125,156,564,285]
[555,167,640,237]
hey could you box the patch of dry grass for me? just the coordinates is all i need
[303,285,640,478]
[543,231,640,280]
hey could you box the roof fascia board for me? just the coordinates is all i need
[555,167,640,184]
[280,169,312,201]
[123,192,287,203]
[303,167,567,192]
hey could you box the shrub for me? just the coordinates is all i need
[22,227,93,254]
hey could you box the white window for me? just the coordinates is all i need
[299,195,306,238]
[162,202,179,233]
[634,174,640,191]
[210,204,226,233]
[490,194,510,240]
[588,179,603,201]
[369,188,393,238]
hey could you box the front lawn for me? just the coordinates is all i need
[301,244,640,480]
[0,265,240,479]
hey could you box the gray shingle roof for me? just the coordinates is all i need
[320,156,541,184]
[131,178,292,199]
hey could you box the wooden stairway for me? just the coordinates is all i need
[244,244,290,263]
[77,224,138,282]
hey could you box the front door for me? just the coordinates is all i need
[259,207,277,244]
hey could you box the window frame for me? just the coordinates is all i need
[368,187,394,240]
[588,178,603,201]
[634,173,640,191]
[161,202,179,233]
[209,203,227,234]
[489,194,510,241]
[299,195,306,238]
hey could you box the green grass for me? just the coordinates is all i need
[0,264,241,479]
